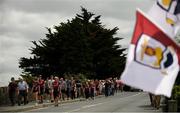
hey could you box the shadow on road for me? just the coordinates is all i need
[138,104,157,110]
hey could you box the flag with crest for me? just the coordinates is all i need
[148,0,180,38]
[121,9,180,97]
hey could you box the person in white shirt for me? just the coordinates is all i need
[48,75,54,102]
[17,78,28,106]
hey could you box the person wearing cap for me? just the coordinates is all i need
[17,78,28,106]
[8,77,17,106]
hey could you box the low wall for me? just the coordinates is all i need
[0,87,34,106]
[0,87,10,105]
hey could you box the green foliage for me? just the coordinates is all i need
[20,72,34,88]
[19,7,126,79]
[77,73,87,82]
[172,85,180,100]
[63,73,87,82]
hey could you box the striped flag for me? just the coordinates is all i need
[121,9,180,97]
[148,0,180,38]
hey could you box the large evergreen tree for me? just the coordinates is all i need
[19,7,126,79]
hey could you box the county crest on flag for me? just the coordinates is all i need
[121,9,180,97]
[148,0,180,38]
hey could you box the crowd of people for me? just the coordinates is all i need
[8,75,124,107]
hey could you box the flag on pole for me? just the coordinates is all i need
[148,0,180,38]
[121,9,180,97]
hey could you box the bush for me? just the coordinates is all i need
[172,85,180,100]
[171,85,180,111]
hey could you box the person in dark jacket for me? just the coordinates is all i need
[105,79,110,97]
[8,77,17,106]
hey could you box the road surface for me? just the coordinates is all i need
[29,92,162,112]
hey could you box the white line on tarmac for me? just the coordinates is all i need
[28,92,142,112]
[119,92,141,100]
[69,108,82,112]
[27,106,50,112]
[68,92,142,112]
[82,103,103,108]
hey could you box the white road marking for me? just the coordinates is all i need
[29,92,142,112]
[68,92,142,112]
[82,103,103,108]
[119,92,141,100]
[69,103,103,112]
[69,108,82,112]
[27,105,50,112]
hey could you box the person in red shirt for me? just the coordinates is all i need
[118,80,124,92]
[53,77,60,106]
[31,77,39,106]
[38,75,45,104]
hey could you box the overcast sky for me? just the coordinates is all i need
[0,0,155,86]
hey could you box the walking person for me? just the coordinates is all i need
[38,75,45,104]
[17,78,28,106]
[94,79,99,96]
[114,78,118,93]
[32,77,40,106]
[152,94,161,109]
[71,80,76,100]
[45,77,50,102]
[84,82,90,100]
[76,79,81,98]
[149,93,154,106]
[119,80,124,92]
[60,78,67,101]
[90,80,95,100]
[48,75,54,102]
[66,79,71,100]
[155,95,161,109]
[8,77,17,106]
[99,80,103,95]
[105,79,110,97]
[53,77,60,107]
[111,79,115,96]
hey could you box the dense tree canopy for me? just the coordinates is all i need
[19,7,127,79]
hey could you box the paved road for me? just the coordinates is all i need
[29,92,163,112]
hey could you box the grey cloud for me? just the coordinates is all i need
[0,0,6,24]
[0,9,72,41]
[5,0,154,20]
[5,0,81,16]
[0,0,155,86]
[87,0,153,20]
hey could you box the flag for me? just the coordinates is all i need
[148,0,180,38]
[121,9,180,97]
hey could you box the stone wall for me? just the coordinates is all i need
[0,87,10,105]
[0,87,34,106]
